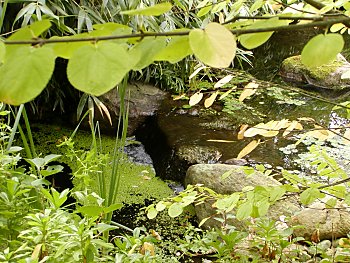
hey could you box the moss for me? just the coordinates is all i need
[25,123,173,205]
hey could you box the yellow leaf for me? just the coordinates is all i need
[189,92,203,106]
[189,66,207,79]
[172,94,186,100]
[275,119,290,130]
[204,91,218,108]
[207,139,235,143]
[259,120,279,137]
[298,117,315,122]
[214,75,233,88]
[239,82,259,102]
[238,124,249,140]
[219,86,236,100]
[237,139,260,159]
[283,120,300,137]
[140,242,155,256]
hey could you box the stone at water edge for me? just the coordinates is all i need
[184,163,301,230]
[290,200,350,241]
[280,54,350,90]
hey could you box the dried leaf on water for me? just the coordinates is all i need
[189,92,203,106]
[237,139,260,159]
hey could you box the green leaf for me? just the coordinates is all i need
[236,201,253,220]
[104,203,123,214]
[269,186,286,203]
[0,46,56,105]
[197,6,211,17]
[120,3,172,16]
[0,41,4,64]
[8,20,51,41]
[43,154,61,165]
[77,206,104,217]
[300,187,324,205]
[155,36,192,63]
[301,33,344,68]
[41,165,63,177]
[67,42,138,96]
[240,18,289,49]
[189,22,236,68]
[130,37,166,70]
[155,201,166,212]
[51,34,89,59]
[168,203,183,218]
[147,206,158,219]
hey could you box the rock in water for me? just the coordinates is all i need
[280,54,350,90]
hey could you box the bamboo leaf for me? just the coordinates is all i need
[121,3,172,16]
[189,66,208,79]
[189,22,236,68]
[204,91,218,108]
[214,75,234,88]
[239,82,258,102]
[189,92,203,106]
[237,139,260,159]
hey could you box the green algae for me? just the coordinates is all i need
[25,123,173,205]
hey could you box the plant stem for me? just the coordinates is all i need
[0,0,9,33]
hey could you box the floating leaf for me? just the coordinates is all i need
[121,3,172,16]
[204,91,218,108]
[67,42,138,96]
[239,82,258,102]
[189,92,203,106]
[189,22,236,68]
[189,66,207,79]
[301,33,344,68]
[237,139,260,159]
[0,46,56,105]
[219,86,236,100]
[283,120,301,137]
[155,36,192,63]
[214,75,234,88]
[238,124,249,140]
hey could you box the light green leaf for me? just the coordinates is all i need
[0,46,56,105]
[77,206,104,217]
[67,42,139,95]
[301,33,344,68]
[41,165,63,177]
[121,3,172,16]
[104,203,123,214]
[168,203,183,218]
[0,41,4,64]
[147,206,158,219]
[8,20,51,41]
[199,217,210,227]
[300,187,324,205]
[156,202,166,212]
[130,37,166,70]
[240,18,290,49]
[236,201,253,220]
[44,154,61,164]
[189,22,236,68]
[197,6,211,17]
[51,34,89,59]
[154,36,192,63]
[269,186,286,203]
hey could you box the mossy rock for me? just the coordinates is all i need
[280,55,350,90]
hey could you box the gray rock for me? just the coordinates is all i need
[280,54,350,90]
[185,164,301,229]
[290,200,350,241]
[97,82,167,135]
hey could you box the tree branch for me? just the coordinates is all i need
[3,17,349,45]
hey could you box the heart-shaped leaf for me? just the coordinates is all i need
[0,46,56,105]
[189,22,236,68]
[301,33,344,68]
[67,42,139,95]
[155,36,192,63]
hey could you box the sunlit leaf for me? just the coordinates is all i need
[189,22,236,68]
[168,203,183,218]
[189,92,203,106]
[219,86,236,100]
[240,18,289,49]
[330,23,345,33]
[147,206,158,219]
[121,3,172,16]
[238,124,249,140]
[237,139,260,159]
[78,206,104,217]
[204,91,218,108]
[341,69,350,79]
[207,139,235,143]
[67,42,138,96]
[283,120,302,137]
[0,41,5,63]
[239,82,258,102]
[197,6,211,17]
[155,36,192,63]
[0,46,56,105]
[236,201,253,220]
[301,33,344,68]
[189,66,208,79]
[198,217,210,227]
[214,75,234,88]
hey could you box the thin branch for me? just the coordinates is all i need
[223,15,324,25]
[3,17,350,45]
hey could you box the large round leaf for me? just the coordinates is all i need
[189,22,236,68]
[301,33,344,68]
[67,42,139,95]
[0,46,56,105]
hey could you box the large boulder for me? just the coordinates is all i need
[97,82,167,135]
[185,164,301,229]
[290,200,350,241]
[280,55,350,90]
